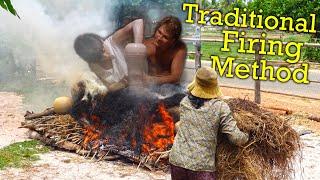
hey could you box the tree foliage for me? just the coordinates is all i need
[201,0,247,13]
[248,0,320,35]
[112,0,189,29]
[0,0,19,18]
[248,0,320,61]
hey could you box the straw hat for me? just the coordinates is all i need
[187,67,222,99]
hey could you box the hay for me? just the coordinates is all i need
[216,98,301,180]
[23,98,301,178]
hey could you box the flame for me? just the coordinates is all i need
[83,125,101,148]
[82,115,106,149]
[79,102,175,154]
[141,103,175,153]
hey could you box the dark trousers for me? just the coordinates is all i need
[170,164,216,180]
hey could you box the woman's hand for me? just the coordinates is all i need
[108,78,128,92]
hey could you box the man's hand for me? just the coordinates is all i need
[142,74,156,86]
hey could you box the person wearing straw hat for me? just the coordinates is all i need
[169,67,249,180]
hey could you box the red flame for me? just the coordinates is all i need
[80,103,175,154]
[83,125,101,148]
[82,115,106,148]
[141,103,175,153]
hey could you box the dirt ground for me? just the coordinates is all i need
[0,92,29,148]
[0,90,320,179]
[221,87,320,116]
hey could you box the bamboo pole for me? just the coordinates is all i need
[254,43,262,104]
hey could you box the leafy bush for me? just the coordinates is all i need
[303,46,320,63]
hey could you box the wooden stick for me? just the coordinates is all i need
[25,107,55,120]
[308,115,320,122]
[262,106,293,115]
[28,130,55,145]
[103,155,121,161]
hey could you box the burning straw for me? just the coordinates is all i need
[217,98,301,180]
[22,101,176,171]
[22,98,301,179]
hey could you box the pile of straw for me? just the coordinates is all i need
[216,98,301,180]
[23,98,301,178]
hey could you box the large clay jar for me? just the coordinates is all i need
[53,96,73,114]
[125,43,147,86]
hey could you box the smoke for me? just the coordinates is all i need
[0,0,121,111]
[0,0,185,111]
[0,0,114,85]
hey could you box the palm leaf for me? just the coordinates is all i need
[2,0,20,18]
[0,0,8,11]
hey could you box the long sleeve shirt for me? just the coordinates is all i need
[169,97,249,172]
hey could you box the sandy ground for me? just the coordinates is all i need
[221,87,320,116]
[0,91,320,179]
[0,92,29,148]
[0,151,170,180]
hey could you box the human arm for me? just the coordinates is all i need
[219,102,249,146]
[88,63,128,92]
[112,19,144,44]
[88,63,112,87]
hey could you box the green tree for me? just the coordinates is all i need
[248,0,320,37]
[218,0,246,13]
[248,0,320,62]
[0,0,19,18]
[113,0,190,28]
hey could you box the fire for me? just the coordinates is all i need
[79,102,175,155]
[83,125,101,148]
[141,103,175,153]
[82,115,106,148]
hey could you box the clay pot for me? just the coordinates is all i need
[125,43,147,86]
[53,96,73,114]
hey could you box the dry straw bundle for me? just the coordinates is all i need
[216,98,301,180]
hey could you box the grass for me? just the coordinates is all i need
[187,41,260,62]
[0,140,50,170]
[185,28,315,63]
[186,33,313,63]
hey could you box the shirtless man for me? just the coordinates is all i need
[143,16,187,85]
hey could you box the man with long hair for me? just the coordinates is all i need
[143,16,187,85]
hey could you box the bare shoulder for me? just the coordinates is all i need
[174,40,187,54]
[177,40,187,49]
[172,40,187,59]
